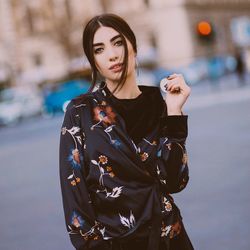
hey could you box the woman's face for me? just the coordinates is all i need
[93,26,136,84]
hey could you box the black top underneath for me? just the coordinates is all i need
[103,84,187,144]
[104,84,165,144]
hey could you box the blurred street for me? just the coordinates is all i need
[0,74,250,250]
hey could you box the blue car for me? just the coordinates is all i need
[43,79,90,115]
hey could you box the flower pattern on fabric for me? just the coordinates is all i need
[156,136,190,193]
[182,152,188,165]
[69,218,102,241]
[119,210,136,229]
[99,227,112,240]
[161,221,172,237]
[70,180,76,186]
[135,138,158,162]
[169,220,182,239]
[106,186,123,198]
[106,166,115,178]
[70,211,85,229]
[104,125,122,148]
[156,165,166,185]
[174,142,189,191]
[91,100,117,129]
[62,125,84,186]
[99,155,108,165]
[143,138,157,146]
[166,143,172,150]
[163,197,172,212]
[91,155,123,198]
[68,148,82,170]
[140,152,149,161]
[130,139,139,153]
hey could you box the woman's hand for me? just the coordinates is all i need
[162,73,191,115]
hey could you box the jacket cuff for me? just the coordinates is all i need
[160,115,188,138]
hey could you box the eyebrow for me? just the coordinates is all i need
[93,34,122,47]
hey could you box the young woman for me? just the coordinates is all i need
[59,13,193,250]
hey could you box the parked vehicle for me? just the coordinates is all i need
[43,79,90,115]
[0,87,43,126]
[173,58,208,85]
[173,55,235,85]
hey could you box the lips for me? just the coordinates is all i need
[109,63,123,71]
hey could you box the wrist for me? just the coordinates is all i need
[167,109,182,116]
[168,113,182,116]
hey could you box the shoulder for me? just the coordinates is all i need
[64,92,94,116]
[65,87,106,118]
[72,91,95,106]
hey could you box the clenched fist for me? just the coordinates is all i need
[161,73,191,115]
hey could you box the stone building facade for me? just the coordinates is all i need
[0,0,249,86]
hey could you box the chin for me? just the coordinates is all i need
[107,74,123,83]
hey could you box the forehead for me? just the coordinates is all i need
[93,26,120,44]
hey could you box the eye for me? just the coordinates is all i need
[114,40,123,46]
[94,48,103,54]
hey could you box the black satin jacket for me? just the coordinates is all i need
[59,84,189,250]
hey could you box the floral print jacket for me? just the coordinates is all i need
[59,85,189,250]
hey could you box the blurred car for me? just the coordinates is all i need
[0,87,43,126]
[207,55,231,80]
[177,56,236,84]
[174,58,208,85]
[43,79,90,115]
[223,55,237,73]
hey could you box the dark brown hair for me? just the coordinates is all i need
[82,13,137,95]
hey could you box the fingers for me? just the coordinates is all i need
[164,73,191,96]
[160,73,191,96]
[167,81,181,92]
[162,82,180,93]
[167,73,179,80]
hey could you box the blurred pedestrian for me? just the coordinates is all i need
[59,13,193,250]
[235,48,246,86]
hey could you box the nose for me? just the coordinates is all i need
[107,47,119,62]
[109,55,118,62]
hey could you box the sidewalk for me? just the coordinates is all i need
[185,73,250,110]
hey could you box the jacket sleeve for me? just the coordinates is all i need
[59,102,107,250]
[156,103,189,194]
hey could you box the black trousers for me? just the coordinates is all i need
[94,222,194,250]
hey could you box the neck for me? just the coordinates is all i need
[106,73,141,99]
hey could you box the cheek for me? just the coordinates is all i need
[94,56,105,73]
